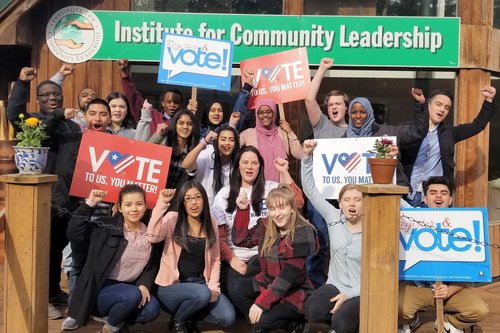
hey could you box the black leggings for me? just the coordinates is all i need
[304,284,360,333]
[229,277,304,330]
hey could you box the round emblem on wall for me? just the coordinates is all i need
[46,6,103,63]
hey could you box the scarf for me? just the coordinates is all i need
[255,98,287,182]
[346,97,375,137]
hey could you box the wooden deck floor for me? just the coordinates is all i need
[0,265,499,332]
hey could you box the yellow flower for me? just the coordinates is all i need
[25,117,39,127]
[19,114,25,119]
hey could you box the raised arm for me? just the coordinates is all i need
[7,67,37,128]
[279,119,303,159]
[50,63,76,87]
[229,68,254,131]
[275,158,304,209]
[305,58,333,127]
[301,140,341,221]
[182,130,217,171]
[117,59,147,123]
[451,86,496,143]
[147,189,176,243]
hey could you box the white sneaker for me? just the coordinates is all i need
[434,320,465,333]
[48,303,63,320]
[61,316,79,330]
[92,315,107,323]
[398,324,411,333]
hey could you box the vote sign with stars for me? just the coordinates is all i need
[240,47,311,109]
[70,131,172,208]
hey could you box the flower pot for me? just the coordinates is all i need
[13,146,49,174]
[368,158,398,184]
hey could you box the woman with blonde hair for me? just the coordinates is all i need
[229,185,317,333]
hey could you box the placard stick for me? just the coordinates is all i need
[278,103,285,121]
[191,87,198,103]
[435,281,444,333]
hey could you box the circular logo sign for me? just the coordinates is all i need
[46,6,103,63]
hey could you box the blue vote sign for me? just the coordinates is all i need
[399,208,491,283]
[158,33,234,91]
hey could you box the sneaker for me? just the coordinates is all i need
[48,303,63,320]
[398,324,411,333]
[92,315,107,323]
[61,316,79,330]
[434,320,464,333]
[49,290,69,305]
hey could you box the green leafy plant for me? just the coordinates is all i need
[369,138,394,159]
[15,114,49,147]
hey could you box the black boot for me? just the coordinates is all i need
[171,320,188,333]
[286,320,310,333]
[184,321,200,333]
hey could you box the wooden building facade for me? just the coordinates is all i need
[0,0,498,212]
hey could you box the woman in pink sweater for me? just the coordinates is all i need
[147,181,235,333]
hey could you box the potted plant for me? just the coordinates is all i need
[13,114,50,174]
[367,138,398,184]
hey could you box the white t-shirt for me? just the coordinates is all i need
[187,145,231,205]
[211,180,278,261]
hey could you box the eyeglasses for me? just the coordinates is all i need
[184,194,203,203]
[37,92,63,101]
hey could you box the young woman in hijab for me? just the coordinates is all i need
[344,96,428,186]
[198,68,254,138]
[239,98,302,182]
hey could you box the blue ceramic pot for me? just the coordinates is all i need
[13,146,49,174]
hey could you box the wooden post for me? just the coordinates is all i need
[0,174,57,333]
[355,183,408,333]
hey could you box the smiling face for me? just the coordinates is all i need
[176,114,193,140]
[267,200,293,234]
[162,92,182,117]
[350,103,368,129]
[183,187,204,219]
[327,95,347,125]
[424,184,452,208]
[85,103,111,131]
[339,189,363,221]
[239,151,261,187]
[428,94,452,127]
[218,129,236,158]
[208,102,224,125]
[36,83,63,112]
[257,105,274,128]
[118,192,147,225]
[109,98,128,125]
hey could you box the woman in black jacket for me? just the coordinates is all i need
[63,184,163,332]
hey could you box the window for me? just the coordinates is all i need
[131,0,282,14]
[304,0,457,17]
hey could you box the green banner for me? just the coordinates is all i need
[92,11,460,67]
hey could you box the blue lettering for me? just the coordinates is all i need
[166,47,224,69]
[321,153,339,175]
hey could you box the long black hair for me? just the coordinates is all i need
[225,145,266,215]
[106,92,136,129]
[212,125,240,194]
[164,109,200,155]
[201,100,230,128]
[174,181,217,249]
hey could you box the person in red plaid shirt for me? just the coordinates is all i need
[229,185,318,333]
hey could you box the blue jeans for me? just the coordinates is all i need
[306,200,329,288]
[157,282,235,327]
[97,280,161,327]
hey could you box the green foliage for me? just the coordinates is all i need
[15,115,49,147]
